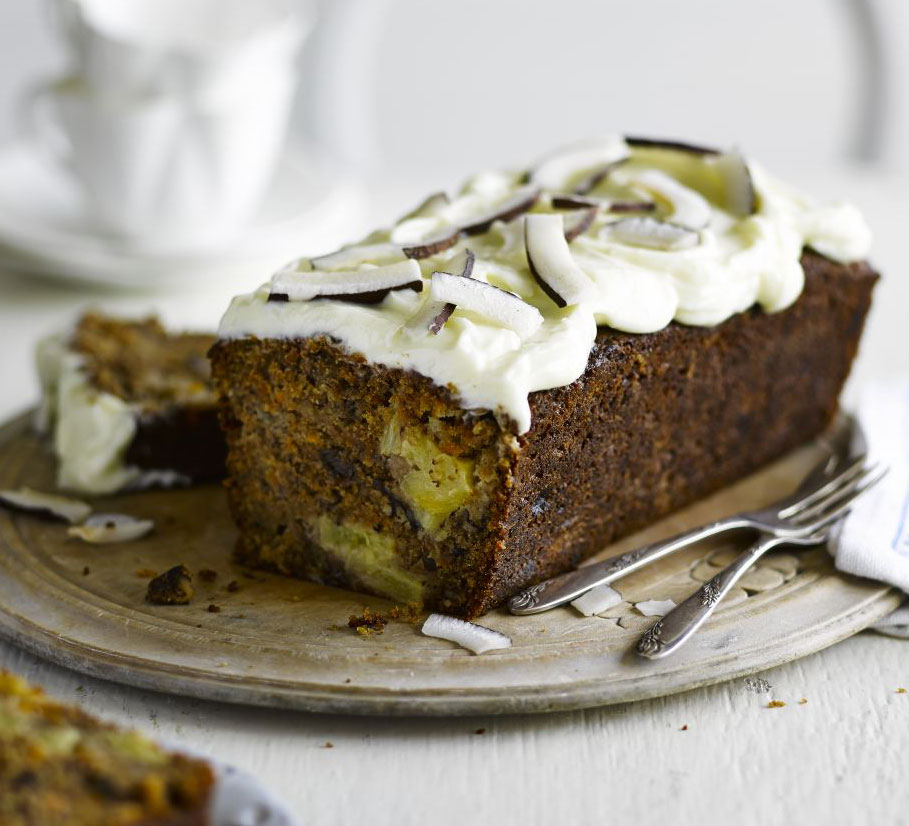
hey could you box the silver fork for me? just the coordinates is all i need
[635,463,887,659]
[508,424,861,616]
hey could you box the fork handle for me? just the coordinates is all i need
[507,519,746,615]
[635,534,781,659]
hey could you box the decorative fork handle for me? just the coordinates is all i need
[635,534,782,659]
[507,519,747,615]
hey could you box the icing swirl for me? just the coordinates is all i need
[218,137,872,434]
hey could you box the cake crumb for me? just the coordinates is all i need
[82,566,90,576]
[146,565,193,605]
[767,700,786,708]
[475,728,486,735]
[799,698,808,705]
[344,678,351,684]
[897,688,906,694]
[227,580,240,593]
[197,568,218,583]
[207,604,221,613]
[388,603,420,622]
[322,741,334,749]
[348,608,387,635]
[680,724,689,731]
[136,568,157,579]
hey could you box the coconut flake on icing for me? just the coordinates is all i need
[218,137,872,434]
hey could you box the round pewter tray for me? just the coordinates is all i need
[0,413,898,716]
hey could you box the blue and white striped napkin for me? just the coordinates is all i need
[828,379,909,635]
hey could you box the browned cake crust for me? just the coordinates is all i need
[71,314,226,483]
[0,672,213,825]
[210,252,877,617]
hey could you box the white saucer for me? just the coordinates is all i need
[0,140,366,289]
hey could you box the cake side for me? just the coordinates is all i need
[476,251,877,614]
[211,252,876,617]
[211,336,520,612]
[0,671,213,825]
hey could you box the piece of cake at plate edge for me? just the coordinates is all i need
[36,312,226,495]
[210,135,876,618]
[0,671,213,825]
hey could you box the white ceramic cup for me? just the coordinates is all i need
[50,0,311,103]
[22,73,297,249]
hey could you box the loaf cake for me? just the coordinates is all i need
[211,136,876,617]
[0,671,213,825]
[36,313,226,495]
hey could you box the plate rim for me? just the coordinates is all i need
[0,412,899,716]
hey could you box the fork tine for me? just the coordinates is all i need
[788,463,878,525]
[799,507,852,535]
[777,455,867,519]
[792,468,888,533]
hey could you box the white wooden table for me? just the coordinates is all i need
[1,169,907,826]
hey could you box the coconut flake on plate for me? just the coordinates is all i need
[603,216,701,251]
[634,599,677,617]
[0,487,91,524]
[421,613,512,655]
[67,513,154,544]
[524,213,596,308]
[570,584,623,617]
[428,269,543,339]
[269,260,424,304]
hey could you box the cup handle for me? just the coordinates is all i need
[17,80,73,172]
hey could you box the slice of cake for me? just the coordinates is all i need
[0,671,213,825]
[210,136,876,617]
[36,313,226,495]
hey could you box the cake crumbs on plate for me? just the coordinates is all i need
[197,568,218,583]
[207,604,221,613]
[226,580,240,593]
[146,565,193,605]
[475,728,486,735]
[897,688,906,694]
[348,608,388,635]
[767,700,786,708]
[81,566,90,576]
[680,724,689,731]
[322,741,334,749]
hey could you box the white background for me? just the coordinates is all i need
[1,3,909,825]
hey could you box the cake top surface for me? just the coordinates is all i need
[218,135,872,433]
[70,313,217,412]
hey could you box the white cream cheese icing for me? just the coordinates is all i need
[218,137,872,434]
[35,333,190,495]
